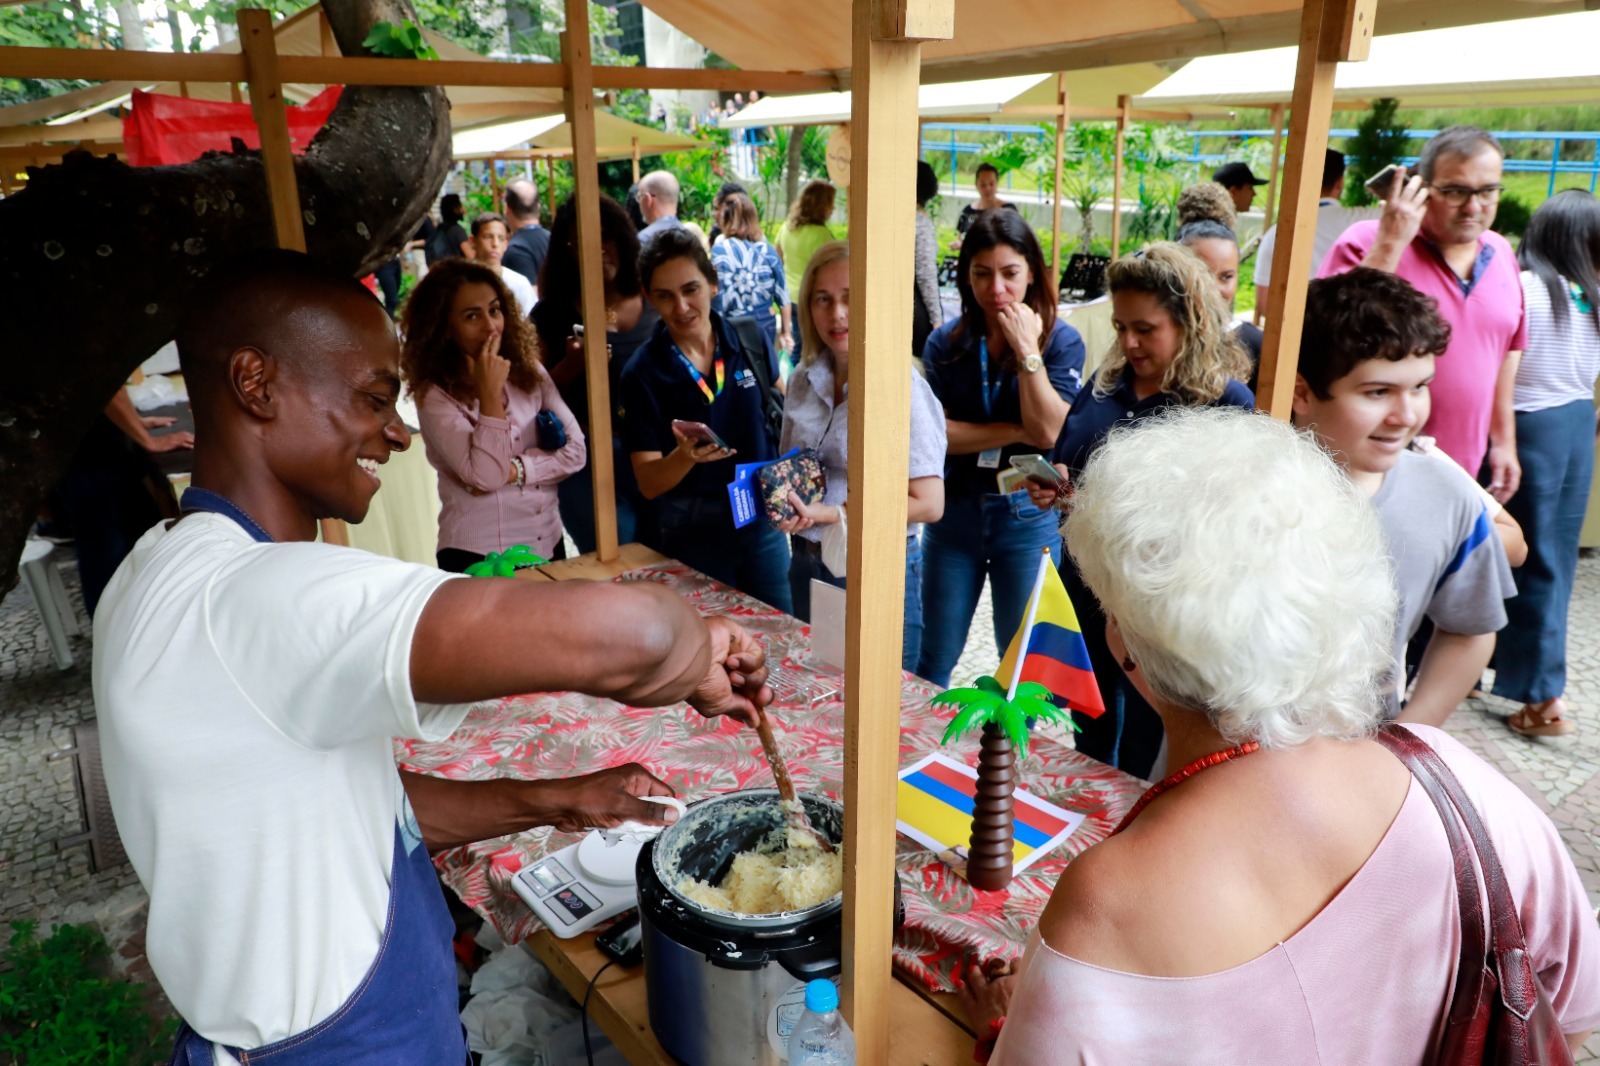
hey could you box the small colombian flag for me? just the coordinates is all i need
[994,550,1106,718]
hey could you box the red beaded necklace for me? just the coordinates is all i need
[1112,741,1261,834]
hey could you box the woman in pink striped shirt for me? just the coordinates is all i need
[401,260,586,571]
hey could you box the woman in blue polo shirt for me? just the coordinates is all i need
[915,210,1086,688]
[619,226,793,613]
[1028,242,1254,776]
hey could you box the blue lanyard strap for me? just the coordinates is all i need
[180,487,275,543]
[978,339,1005,419]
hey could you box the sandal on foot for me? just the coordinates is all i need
[1508,700,1576,738]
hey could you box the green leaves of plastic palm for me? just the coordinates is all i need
[933,676,1078,759]
[463,544,547,578]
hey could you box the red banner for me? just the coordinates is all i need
[121,86,342,167]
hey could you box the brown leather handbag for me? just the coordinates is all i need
[1375,724,1574,1066]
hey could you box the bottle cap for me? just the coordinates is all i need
[804,979,839,1014]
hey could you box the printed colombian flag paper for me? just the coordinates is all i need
[896,752,1085,873]
[994,550,1106,717]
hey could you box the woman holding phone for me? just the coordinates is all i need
[619,227,793,613]
[401,259,586,571]
[915,209,1086,688]
[1027,243,1253,776]
[775,241,947,669]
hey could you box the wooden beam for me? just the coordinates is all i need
[1324,0,1378,61]
[1049,72,1067,287]
[238,8,304,254]
[561,10,619,562]
[1110,93,1130,261]
[1257,0,1367,419]
[545,155,557,216]
[318,8,339,57]
[0,119,123,147]
[844,0,948,1057]
[0,45,836,93]
[1263,102,1286,230]
[631,136,640,185]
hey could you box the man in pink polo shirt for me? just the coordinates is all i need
[1318,126,1526,502]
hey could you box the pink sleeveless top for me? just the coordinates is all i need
[992,727,1600,1065]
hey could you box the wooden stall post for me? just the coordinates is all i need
[1109,93,1130,261]
[845,0,951,1054]
[319,8,339,57]
[241,7,351,547]
[631,136,641,185]
[1263,102,1286,229]
[545,155,557,216]
[1049,72,1068,285]
[1257,0,1376,419]
[561,3,620,560]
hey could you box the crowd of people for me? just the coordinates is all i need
[81,122,1600,1064]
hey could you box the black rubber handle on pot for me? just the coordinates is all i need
[777,939,843,982]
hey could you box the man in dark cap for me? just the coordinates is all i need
[92,249,771,1065]
[1213,160,1269,215]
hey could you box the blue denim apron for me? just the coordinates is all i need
[166,490,469,1066]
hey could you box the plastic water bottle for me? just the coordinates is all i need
[787,979,855,1064]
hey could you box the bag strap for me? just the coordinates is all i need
[1374,724,1492,1029]
[726,315,784,434]
[1377,724,1543,1021]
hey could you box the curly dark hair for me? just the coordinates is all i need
[639,225,717,293]
[399,259,542,404]
[1300,269,1452,399]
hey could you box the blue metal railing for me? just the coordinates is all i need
[1186,128,1600,196]
[921,122,1055,201]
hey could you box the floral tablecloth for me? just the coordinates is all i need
[396,561,1141,993]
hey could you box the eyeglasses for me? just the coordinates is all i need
[1427,184,1503,208]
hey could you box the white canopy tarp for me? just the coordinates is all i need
[452,111,708,161]
[720,64,1188,129]
[1134,10,1600,112]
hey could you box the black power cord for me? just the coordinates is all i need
[582,959,619,1066]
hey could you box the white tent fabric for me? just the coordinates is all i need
[452,111,708,161]
[1134,10,1600,111]
[721,64,1176,129]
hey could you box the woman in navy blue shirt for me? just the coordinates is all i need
[1029,243,1254,776]
[916,210,1086,687]
[619,227,793,613]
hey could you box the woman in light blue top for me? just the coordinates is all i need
[711,192,793,365]
[776,241,947,671]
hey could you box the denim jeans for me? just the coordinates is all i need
[789,533,925,672]
[916,491,1062,687]
[658,495,794,615]
[1493,398,1596,703]
[557,439,657,555]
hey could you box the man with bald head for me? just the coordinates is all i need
[501,176,548,294]
[92,249,773,1064]
[637,169,683,243]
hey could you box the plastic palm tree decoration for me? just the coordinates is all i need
[931,550,1097,891]
[463,544,547,578]
[932,676,1075,892]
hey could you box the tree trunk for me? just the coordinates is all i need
[785,124,805,208]
[0,0,453,594]
[115,0,148,50]
[967,722,1016,891]
[167,6,185,52]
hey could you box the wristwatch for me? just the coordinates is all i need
[1020,353,1044,374]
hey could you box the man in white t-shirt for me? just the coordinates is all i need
[1254,148,1381,320]
[92,250,772,1065]
[470,211,536,315]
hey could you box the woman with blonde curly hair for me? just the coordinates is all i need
[401,259,586,571]
[1026,242,1253,774]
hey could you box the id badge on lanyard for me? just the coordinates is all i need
[976,339,1003,470]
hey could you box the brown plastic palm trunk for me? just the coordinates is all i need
[967,722,1016,891]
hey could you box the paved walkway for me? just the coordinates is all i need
[4,546,1600,1058]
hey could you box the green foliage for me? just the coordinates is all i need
[361,19,439,61]
[0,921,175,1065]
[1492,192,1533,239]
[1342,98,1410,207]
[933,676,1078,759]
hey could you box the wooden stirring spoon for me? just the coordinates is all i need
[754,716,835,853]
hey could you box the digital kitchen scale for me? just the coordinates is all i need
[512,796,685,938]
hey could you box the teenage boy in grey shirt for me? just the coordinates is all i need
[1292,269,1516,723]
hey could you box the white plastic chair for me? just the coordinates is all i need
[18,538,79,670]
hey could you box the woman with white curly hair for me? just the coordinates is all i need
[961,407,1600,1064]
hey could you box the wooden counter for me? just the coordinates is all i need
[518,544,977,1065]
